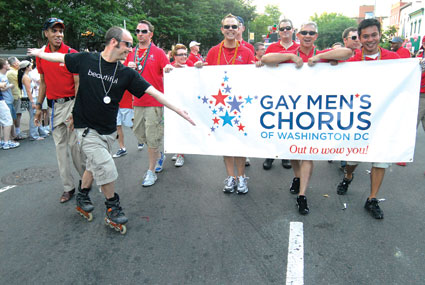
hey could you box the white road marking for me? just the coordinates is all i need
[0,185,17,193]
[286,222,304,285]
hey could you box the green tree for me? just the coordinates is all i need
[310,12,357,49]
[380,25,398,50]
[250,4,281,43]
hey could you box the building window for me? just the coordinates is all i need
[414,21,417,33]
[419,19,422,34]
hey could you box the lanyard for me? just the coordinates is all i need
[361,47,381,61]
[217,40,239,65]
[297,47,316,58]
[134,42,152,74]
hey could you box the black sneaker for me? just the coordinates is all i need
[263,158,274,170]
[281,159,292,169]
[296,195,309,215]
[290,177,300,194]
[336,176,353,195]
[364,198,384,219]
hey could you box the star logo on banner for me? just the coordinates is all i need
[197,70,258,136]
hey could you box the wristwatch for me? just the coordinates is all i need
[36,102,42,109]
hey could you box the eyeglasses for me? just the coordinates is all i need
[175,53,187,57]
[223,25,238,30]
[299,31,317,36]
[279,26,292,32]
[135,29,149,35]
[349,35,358,40]
[115,39,133,48]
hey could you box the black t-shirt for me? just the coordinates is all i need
[65,52,151,134]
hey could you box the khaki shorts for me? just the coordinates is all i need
[13,99,22,114]
[76,128,118,186]
[133,106,164,148]
[346,161,390,169]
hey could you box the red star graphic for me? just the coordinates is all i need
[221,83,225,86]
[212,89,228,106]
[355,93,360,98]
[238,124,245,131]
[234,111,237,115]
[239,96,242,100]
[212,117,220,124]
[209,100,213,104]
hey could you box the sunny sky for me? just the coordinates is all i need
[252,0,396,27]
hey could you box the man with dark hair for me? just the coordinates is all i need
[124,19,171,187]
[28,26,194,233]
[342,27,361,54]
[34,17,85,204]
[265,19,299,54]
[336,18,400,219]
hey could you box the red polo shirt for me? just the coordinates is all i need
[206,43,255,66]
[123,43,170,107]
[265,41,299,54]
[36,43,77,100]
[396,47,411,58]
[188,52,204,63]
[348,47,399,61]
[240,40,255,55]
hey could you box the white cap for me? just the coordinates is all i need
[189,41,200,48]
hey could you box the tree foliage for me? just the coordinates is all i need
[310,12,358,50]
[380,25,398,50]
[250,5,281,43]
[0,0,255,53]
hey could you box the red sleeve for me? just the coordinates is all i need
[397,48,411,58]
[186,59,194,66]
[36,57,43,74]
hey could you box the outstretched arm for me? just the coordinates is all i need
[308,48,352,66]
[261,53,303,68]
[27,47,65,63]
[145,86,195,126]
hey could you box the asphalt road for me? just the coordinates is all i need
[1,117,424,284]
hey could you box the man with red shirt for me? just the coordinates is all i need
[196,13,255,194]
[124,20,170,187]
[265,19,299,54]
[236,16,255,55]
[188,41,204,64]
[253,42,265,62]
[390,37,411,58]
[35,18,85,203]
[336,18,400,219]
[260,21,352,215]
[112,89,133,158]
[416,38,425,135]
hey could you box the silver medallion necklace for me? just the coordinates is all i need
[99,53,118,104]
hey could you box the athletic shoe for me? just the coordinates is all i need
[142,170,157,187]
[337,176,353,195]
[15,133,27,140]
[281,159,292,169]
[236,176,249,194]
[113,148,127,158]
[396,162,406,166]
[289,177,300,194]
[0,141,4,148]
[155,152,166,173]
[175,155,184,167]
[138,143,144,150]
[296,195,309,215]
[364,198,384,219]
[245,157,250,166]
[172,154,178,161]
[3,141,20,150]
[223,176,236,193]
[263,158,274,170]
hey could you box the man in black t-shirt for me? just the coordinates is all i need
[28,27,195,233]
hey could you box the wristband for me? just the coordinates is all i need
[36,102,42,109]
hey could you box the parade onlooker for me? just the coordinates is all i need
[35,17,85,203]
[196,13,255,194]
[124,20,170,187]
[7,57,25,139]
[0,63,19,150]
[188,41,204,64]
[0,58,17,140]
[336,18,400,219]
[29,58,49,136]
[390,37,411,58]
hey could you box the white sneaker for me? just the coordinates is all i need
[223,176,236,193]
[236,176,249,194]
[3,141,20,150]
[172,154,178,161]
[138,143,144,150]
[155,152,166,173]
[175,155,184,167]
[142,170,157,187]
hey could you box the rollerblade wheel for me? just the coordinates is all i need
[120,225,127,235]
[87,213,93,222]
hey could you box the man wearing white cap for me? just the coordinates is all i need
[188,41,204,64]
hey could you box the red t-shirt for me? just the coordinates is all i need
[171,60,194,67]
[119,89,133,109]
[265,41,299,54]
[416,50,425,93]
[240,40,255,55]
[188,52,204,63]
[206,43,255,66]
[348,47,400,61]
[37,43,77,100]
[396,47,411,58]
[123,43,170,107]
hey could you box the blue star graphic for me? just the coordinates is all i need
[223,75,229,82]
[211,127,215,132]
[212,109,217,114]
[226,96,243,113]
[220,111,236,127]
[244,133,247,136]
[245,96,253,104]
[218,106,224,112]
[224,85,232,93]
[198,96,201,99]
[234,119,239,125]
[254,96,258,99]
[202,96,208,104]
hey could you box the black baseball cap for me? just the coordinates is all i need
[43,18,65,31]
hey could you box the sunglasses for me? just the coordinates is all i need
[43,17,64,30]
[299,31,317,36]
[116,39,132,48]
[223,25,238,30]
[349,35,358,40]
[279,26,292,32]
[135,29,149,34]
[175,53,187,57]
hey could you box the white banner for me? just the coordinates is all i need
[164,59,421,162]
